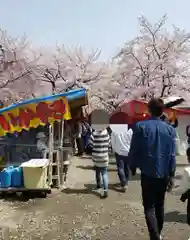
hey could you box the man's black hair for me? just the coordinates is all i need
[148,98,164,117]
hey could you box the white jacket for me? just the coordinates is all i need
[111,129,133,156]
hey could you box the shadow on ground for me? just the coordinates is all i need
[76,165,117,172]
[76,165,141,181]
[62,186,100,197]
[80,155,92,160]
[176,163,189,167]
[129,173,141,181]
[61,183,117,197]
[174,175,183,180]
[0,192,47,202]
[165,211,186,224]
[62,182,139,197]
[109,162,116,165]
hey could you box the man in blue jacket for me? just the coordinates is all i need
[129,98,176,240]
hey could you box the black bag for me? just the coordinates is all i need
[180,190,190,226]
[85,144,92,155]
[186,147,190,161]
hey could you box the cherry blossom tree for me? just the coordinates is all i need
[89,15,190,112]
[0,29,40,104]
[36,46,107,95]
[2,14,190,113]
[115,14,190,101]
[88,62,123,112]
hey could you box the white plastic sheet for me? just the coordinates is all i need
[172,167,190,195]
[21,159,49,168]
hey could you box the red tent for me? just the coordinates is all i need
[110,99,190,125]
[109,111,131,124]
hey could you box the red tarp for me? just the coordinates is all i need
[110,99,190,125]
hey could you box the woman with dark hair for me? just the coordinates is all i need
[160,112,170,123]
[170,118,178,128]
[82,120,92,150]
[160,112,178,128]
[75,120,84,156]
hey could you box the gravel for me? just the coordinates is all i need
[0,156,188,239]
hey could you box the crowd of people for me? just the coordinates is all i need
[82,98,186,240]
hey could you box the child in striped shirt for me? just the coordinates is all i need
[89,128,110,198]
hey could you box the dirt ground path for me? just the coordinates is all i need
[0,155,189,239]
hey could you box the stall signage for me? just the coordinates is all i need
[0,97,71,133]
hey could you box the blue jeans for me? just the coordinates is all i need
[115,153,129,187]
[95,166,108,191]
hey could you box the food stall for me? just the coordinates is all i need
[0,88,88,197]
[110,97,190,155]
[110,97,185,125]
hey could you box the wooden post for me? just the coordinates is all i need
[59,119,64,186]
[48,124,54,187]
[60,119,64,149]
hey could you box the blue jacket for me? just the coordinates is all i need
[128,118,176,178]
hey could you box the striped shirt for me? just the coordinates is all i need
[89,129,110,167]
